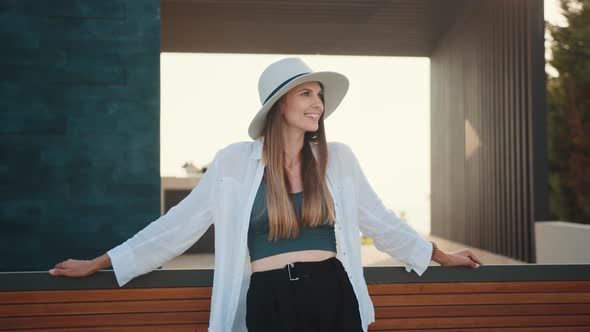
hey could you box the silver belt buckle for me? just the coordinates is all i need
[287,262,299,281]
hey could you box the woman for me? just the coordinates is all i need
[49,57,482,332]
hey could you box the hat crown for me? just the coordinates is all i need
[258,57,313,105]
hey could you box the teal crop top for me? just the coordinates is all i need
[247,177,337,261]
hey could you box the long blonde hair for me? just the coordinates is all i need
[261,93,336,242]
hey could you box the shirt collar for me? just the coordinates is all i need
[249,136,264,160]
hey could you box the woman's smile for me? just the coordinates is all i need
[279,81,325,135]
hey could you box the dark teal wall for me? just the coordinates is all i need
[1,1,160,271]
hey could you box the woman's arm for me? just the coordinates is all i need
[49,254,112,277]
[341,144,481,275]
[430,240,482,268]
[49,150,223,285]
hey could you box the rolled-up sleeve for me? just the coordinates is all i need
[107,151,221,287]
[341,144,432,276]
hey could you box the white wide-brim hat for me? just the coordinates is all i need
[248,57,349,140]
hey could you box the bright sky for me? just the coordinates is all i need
[545,0,568,77]
[161,55,431,233]
[545,0,568,27]
[161,1,564,235]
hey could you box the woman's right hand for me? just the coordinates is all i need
[49,254,111,277]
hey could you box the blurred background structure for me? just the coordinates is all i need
[1,0,588,272]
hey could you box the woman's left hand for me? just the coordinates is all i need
[439,249,483,268]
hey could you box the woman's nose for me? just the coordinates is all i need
[312,96,324,110]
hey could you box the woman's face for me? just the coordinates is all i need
[280,81,324,135]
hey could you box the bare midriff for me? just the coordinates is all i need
[251,249,336,272]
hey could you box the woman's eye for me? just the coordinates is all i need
[301,91,322,98]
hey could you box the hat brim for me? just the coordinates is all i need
[248,71,349,140]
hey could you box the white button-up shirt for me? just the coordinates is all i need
[107,137,433,332]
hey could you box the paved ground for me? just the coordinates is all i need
[163,233,523,270]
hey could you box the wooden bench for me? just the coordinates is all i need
[2,265,589,331]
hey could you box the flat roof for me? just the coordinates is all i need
[161,0,466,56]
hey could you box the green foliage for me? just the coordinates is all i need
[546,0,590,224]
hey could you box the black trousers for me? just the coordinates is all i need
[246,257,363,332]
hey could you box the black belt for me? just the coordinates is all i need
[251,257,340,282]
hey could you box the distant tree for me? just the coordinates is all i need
[546,0,590,224]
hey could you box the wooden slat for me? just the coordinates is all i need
[1,312,210,330]
[368,281,590,295]
[0,299,210,317]
[18,326,208,332]
[374,303,590,318]
[371,292,590,306]
[0,287,212,304]
[369,327,590,332]
[2,281,589,330]
[369,315,590,330]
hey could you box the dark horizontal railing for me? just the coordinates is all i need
[2,264,589,291]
